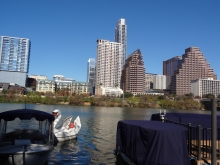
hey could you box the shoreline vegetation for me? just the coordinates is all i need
[0,91,209,110]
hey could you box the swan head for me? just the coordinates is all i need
[52,109,61,118]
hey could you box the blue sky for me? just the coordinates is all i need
[1,0,220,81]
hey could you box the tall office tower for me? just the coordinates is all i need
[87,58,96,94]
[0,36,31,86]
[95,39,123,93]
[115,18,127,68]
[121,49,145,94]
[163,56,182,89]
[170,47,217,95]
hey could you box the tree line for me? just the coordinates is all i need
[0,90,209,110]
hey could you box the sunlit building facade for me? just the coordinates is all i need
[145,73,157,90]
[191,78,220,98]
[95,39,123,94]
[0,36,31,86]
[36,79,89,94]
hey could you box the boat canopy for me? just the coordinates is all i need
[116,120,189,165]
[0,109,55,122]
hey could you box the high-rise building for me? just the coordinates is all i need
[95,39,123,94]
[0,36,31,86]
[87,58,96,94]
[115,18,127,67]
[163,56,182,89]
[121,49,145,94]
[170,47,217,95]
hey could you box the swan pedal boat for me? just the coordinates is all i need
[52,109,81,141]
[0,109,55,165]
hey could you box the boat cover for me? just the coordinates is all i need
[0,109,55,122]
[116,120,189,165]
[151,113,220,128]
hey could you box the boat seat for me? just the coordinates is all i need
[15,139,31,145]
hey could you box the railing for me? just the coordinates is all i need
[164,118,220,161]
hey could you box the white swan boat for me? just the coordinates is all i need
[0,109,55,165]
[52,109,81,141]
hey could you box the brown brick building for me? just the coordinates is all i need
[121,49,145,94]
[170,47,217,95]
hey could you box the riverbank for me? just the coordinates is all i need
[0,92,204,110]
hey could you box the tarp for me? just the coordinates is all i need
[116,120,189,165]
[0,109,55,122]
[151,113,220,128]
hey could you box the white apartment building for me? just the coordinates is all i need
[153,75,167,90]
[145,73,157,90]
[145,73,167,90]
[98,87,123,97]
[95,39,123,94]
[115,18,127,67]
[191,78,220,98]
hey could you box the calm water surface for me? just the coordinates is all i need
[0,103,217,165]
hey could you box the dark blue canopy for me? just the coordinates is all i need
[151,112,220,128]
[0,109,55,122]
[116,120,189,165]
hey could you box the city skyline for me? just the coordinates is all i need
[0,1,219,81]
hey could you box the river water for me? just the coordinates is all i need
[0,103,217,165]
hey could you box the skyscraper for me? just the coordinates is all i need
[163,56,182,89]
[121,49,145,94]
[95,39,123,93]
[0,36,31,86]
[87,58,96,94]
[115,18,127,67]
[170,47,217,95]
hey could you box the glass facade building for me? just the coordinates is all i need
[87,58,96,94]
[115,18,127,68]
[0,36,31,86]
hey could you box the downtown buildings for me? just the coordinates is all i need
[163,47,217,95]
[31,74,89,94]
[0,36,31,87]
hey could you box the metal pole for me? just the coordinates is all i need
[123,83,124,101]
[197,125,201,160]
[211,98,217,165]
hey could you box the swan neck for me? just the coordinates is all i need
[54,114,61,127]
